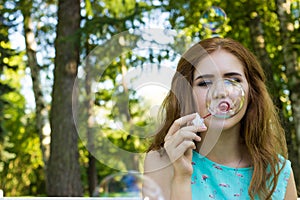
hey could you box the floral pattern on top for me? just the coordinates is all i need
[191,151,291,200]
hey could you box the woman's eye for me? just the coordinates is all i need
[197,81,212,87]
[229,77,242,83]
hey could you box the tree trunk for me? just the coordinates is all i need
[276,0,300,193]
[87,153,97,196]
[47,0,82,196]
[85,42,98,196]
[20,0,49,171]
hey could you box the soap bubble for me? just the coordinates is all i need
[72,28,182,172]
[201,6,227,32]
[206,78,245,118]
[94,171,164,200]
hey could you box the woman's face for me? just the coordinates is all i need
[192,49,249,130]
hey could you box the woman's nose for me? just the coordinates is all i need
[212,81,228,99]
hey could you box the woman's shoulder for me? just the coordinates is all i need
[144,148,173,173]
[269,154,294,199]
[276,155,292,184]
[277,154,291,171]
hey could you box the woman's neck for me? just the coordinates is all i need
[196,123,250,168]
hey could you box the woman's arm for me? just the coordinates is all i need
[171,174,192,200]
[284,169,298,200]
[144,150,173,200]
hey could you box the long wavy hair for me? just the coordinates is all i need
[147,37,288,199]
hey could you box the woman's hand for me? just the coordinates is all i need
[164,113,207,178]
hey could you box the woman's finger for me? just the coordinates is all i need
[167,140,196,163]
[171,129,201,147]
[165,113,197,141]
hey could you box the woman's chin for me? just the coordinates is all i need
[205,116,241,131]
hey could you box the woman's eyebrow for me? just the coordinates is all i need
[223,72,243,77]
[194,72,243,81]
[194,74,214,81]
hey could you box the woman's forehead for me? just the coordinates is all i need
[193,50,245,77]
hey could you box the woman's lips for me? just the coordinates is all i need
[218,101,230,112]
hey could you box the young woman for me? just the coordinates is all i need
[144,37,297,199]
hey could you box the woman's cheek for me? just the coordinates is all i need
[193,89,207,116]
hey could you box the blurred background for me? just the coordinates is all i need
[0,0,299,197]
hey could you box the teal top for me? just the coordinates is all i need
[191,151,291,199]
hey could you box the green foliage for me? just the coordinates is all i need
[0,1,45,195]
[2,119,45,196]
[102,0,136,19]
[0,52,45,196]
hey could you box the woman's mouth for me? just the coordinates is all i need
[218,101,230,112]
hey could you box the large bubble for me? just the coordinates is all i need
[72,28,183,172]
